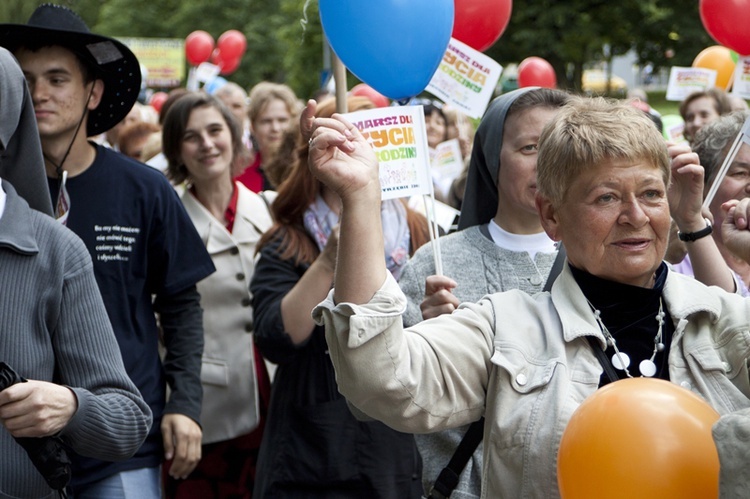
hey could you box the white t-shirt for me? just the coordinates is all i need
[487,219,557,260]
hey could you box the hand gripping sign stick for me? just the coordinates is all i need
[703,114,750,209]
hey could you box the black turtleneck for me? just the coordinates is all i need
[570,262,673,386]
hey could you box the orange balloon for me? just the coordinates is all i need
[558,378,720,499]
[693,45,736,90]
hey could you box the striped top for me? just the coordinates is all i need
[0,182,151,498]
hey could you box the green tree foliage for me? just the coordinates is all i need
[632,0,713,70]
[0,0,105,26]
[1,0,323,99]
[278,0,326,99]
[0,0,721,96]
[485,0,713,91]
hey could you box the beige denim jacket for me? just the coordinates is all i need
[314,263,750,498]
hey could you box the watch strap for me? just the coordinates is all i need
[678,218,713,242]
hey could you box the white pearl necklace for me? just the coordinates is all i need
[588,298,666,378]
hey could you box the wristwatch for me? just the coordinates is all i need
[678,218,713,242]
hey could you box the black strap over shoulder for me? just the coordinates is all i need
[427,244,567,498]
[586,336,620,383]
[427,418,485,499]
[544,244,566,292]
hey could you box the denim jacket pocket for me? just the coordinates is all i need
[487,344,561,459]
[490,344,557,394]
[708,328,750,379]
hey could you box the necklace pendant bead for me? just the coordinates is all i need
[640,359,657,377]
[611,352,630,370]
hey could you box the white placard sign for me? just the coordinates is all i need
[426,37,502,119]
[343,106,432,200]
[665,67,717,101]
[732,56,750,100]
[195,62,221,83]
[664,121,686,144]
[408,195,460,234]
[431,138,464,199]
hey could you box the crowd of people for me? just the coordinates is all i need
[1,3,750,499]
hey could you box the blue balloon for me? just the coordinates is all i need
[320,0,454,101]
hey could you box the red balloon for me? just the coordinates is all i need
[210,48,221,64]
[700,0,750,56]
[517,56,557,88]
[452,0,512,52]
[211,49,242,76]
[219,57,241,76]
[217,29,247,61]
[148,92,169,114]
[185,30,214,66]
[350,83,390,108]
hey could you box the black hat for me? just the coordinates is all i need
[0,4,141,137]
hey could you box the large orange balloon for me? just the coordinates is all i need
[693,45,736,90]
[558,378,720,499]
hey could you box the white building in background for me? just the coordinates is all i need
[611,49,669,91]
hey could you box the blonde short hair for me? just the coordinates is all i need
[248,81,300,125]
[537,96,670,206]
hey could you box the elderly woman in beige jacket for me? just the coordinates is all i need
[308,96,750,498]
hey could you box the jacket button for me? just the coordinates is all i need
[236,272,246,281]
[244,322,253,333]
[516,373,528,386]
[680,381,692,390]
[241,297,251,307]
[230,247,239,255]
[723,361,732,373]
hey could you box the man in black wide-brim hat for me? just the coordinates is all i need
[0,4,216,496]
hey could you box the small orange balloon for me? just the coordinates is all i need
[558,378,720,499]
[693,45,736,90]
